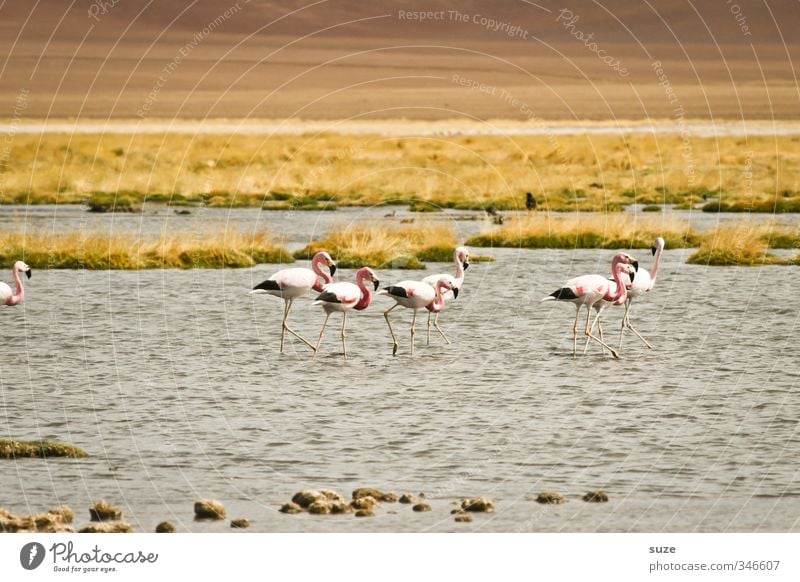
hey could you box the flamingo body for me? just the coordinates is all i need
[251,251,336,353]
[1,261,32,307]
[312,267,380,359]
[542,252,638,359]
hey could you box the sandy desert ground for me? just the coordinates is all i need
[1,0,798,120]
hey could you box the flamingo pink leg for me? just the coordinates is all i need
[384,305,399,356]
[619,301,653,349]
[584,305,620,359]
[431,312,450,344]
[426,312,432,345]
[341,312,348,360]
[410,310,417,357]
[312,313,331,358]
[282,299,316,353]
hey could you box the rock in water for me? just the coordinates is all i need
[461,498,494,512]
[454,514,473,523]
[89,501,123,521]
[354,509,374,518]
[155,521,176,533]
[79,522,133,533]
[583,490,609,503]
[412,503,432,512]
[398,493,417,504]
[279,502,303,514]
[536,491,567,505]
[230,518,251,528]
[194,499,226,520]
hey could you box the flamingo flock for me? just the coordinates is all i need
[3,238,664,362]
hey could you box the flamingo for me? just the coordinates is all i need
[0,261,32,306]
[311,267,380,359]
[251,251,336,353]
[379,277,457,357]
[618,237,665,349]
[541,252,638,359]
[582,262,637,355]
[422,246,469,345]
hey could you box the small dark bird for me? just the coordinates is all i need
[525,192,537,211]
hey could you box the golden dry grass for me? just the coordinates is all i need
[467,214,701,249]
[0,230,292,269]
[686,225,788,266]
[295,224,459,269]
[2,132,799,212]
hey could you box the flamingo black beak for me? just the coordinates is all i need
[631,260,639,271]
[629,270,635,283]
[462,261,470,270]
[651,245,657,256]
[452,287,459,299]
[373,279,380,291]
[25,269,32,279]
[329,264,337,277]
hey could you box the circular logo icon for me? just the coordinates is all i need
[20,542,46,570]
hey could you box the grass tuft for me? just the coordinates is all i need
[294,224,458,269]
[466,214,700,249]
[0,439,87,459]
[0,231,292,269]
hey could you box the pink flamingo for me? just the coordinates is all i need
[251,251,336,352]
[379,277,457,357]
[618,237,665,349]
[541,252,638,359]
[582,262,637,355]
[0,261,32,306]
[311,267,380,359]
[422,246,469,345]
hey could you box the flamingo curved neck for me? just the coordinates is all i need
[353,271,373,311]
[427,281,448,313]
[311,255,333,292]
[649,244,664,289]
[605,260,628,305]
[6,268,24,306]
[453,250,465,285]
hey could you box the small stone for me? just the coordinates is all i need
[231,518,250,528]
[279,502,303,514]
[48,506,74,524]
[292,490,322,508]
[89,501,123,521]
[155,521,176,533]
[583,490,609,503]
[354,509,374,517]
[308,501,331,515]
[398,493,417,504]
[450,508,467,515]
[454,514,473,523]
[194,499,226,520]
[329,501,350,514]
[319,489,346,504]
[78,522,133,533]
[349,496,379,511]
[351,487,397,502]
[461,497,494,512]
[536,491,567,505]
[412,503,432,512]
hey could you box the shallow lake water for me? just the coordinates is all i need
[1,247,797,532]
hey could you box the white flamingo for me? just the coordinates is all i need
[312,267,380,360]
[541,252,638,359]
[422,246,469,345]
[618,237,665,349]
[379,277,457,357]
[251,251,336,352]
[0,261,32,307]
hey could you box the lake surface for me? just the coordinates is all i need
[0,204,791,253]
[1,247,797,532]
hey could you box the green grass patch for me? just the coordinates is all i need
[0,439,88,459]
